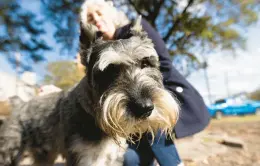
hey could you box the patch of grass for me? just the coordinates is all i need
[0,101,10,116]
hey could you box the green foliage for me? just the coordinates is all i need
[113,0,260,76]
[41,0,260,76]
[44,61,85,90]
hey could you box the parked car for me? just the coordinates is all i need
[208,95,260,119]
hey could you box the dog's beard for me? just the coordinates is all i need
[97,88,179,143]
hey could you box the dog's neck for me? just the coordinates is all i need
[72,76,98,116]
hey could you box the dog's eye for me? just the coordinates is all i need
[99,64,121,83]
[140,57,157,69]
[93,64,121,94]
[141,61,149,69]
[104,64,121,74]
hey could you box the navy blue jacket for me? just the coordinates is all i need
[115,19,210,139]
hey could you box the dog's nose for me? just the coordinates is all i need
[128,100,154,119]
[142,102,154,113]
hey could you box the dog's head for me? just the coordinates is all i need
[79,16,179,142]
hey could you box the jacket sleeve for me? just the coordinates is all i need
[114,19,210,138]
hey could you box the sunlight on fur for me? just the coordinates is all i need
[98,89,179,144]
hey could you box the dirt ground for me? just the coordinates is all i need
[183,116,260,166]
[20,115,260,166]
[1,102,260,166]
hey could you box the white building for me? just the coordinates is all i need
[0,71,37,102]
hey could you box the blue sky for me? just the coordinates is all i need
[188,21,260,104]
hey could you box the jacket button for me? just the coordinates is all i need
[176,87,183,93]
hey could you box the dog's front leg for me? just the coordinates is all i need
[0,120,24,166]
[66,138,126,166]
[66,151,96,166]
[66,152,79,166]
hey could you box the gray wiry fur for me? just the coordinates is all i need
[0,15,179,166]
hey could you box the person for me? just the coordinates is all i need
[82,1,210,166]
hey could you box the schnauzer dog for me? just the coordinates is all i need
[0,12,179,166]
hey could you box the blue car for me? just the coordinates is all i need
[208,95,260,119]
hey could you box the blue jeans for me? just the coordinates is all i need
[123,136,182,166]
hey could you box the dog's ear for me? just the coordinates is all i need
[79,2,99,66]
[131,16,142,33]
[79,22,97,66]
[130,15,147,38]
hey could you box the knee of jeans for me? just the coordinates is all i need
[123,148,140,166]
